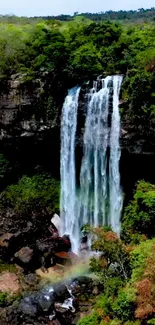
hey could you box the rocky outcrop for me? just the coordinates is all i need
[1,74,155,157]
[0,74,58,142]
[1,74,155,200]
[0,275,96,325]
[0,73,62,182]
[120,123,155,155]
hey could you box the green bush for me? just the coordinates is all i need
[77,312,100,325]
[130,238,155,282]
[0,260,17,273]
[148,319,155,325]
[90,228,131,280]
[122,181,155,242]
[95,294,113,316]
[112,287,136,321]
[0,174,60,216]
[103,277,124,296]
[0,292,9,307]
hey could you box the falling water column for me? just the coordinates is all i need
[60,87,80,253]
[109,75,123,234]
[78,76,112,230]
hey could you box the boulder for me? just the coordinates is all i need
[54,283,71,303]
[54,251,78,267]
[0,272,21,294]
[24,273,39,290]
[0,233,14,248]
[69,276,93,297]
[38,294,55,313]
[51,214,61,234]
[37,286,55,313]
[19,296,38,317]
[61,235,72,252]
[14,247,34,264]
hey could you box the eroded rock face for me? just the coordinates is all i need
[0,74,57,141]
[0,74,154,156]
[0,73,155,204]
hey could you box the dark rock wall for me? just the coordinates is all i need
[0,75,155,196]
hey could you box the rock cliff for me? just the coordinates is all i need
[1,74,155,191]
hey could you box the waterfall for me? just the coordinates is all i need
[78,77,112,230]
[109,75,123,234]
[60,76,122,252]
[60,87,80,252]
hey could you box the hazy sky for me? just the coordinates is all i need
[0,0,155,17]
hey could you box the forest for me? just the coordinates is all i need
[0,9,155,325]
[0,14,155,125]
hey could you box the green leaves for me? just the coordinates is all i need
[70,42,102,78]
[90,228,131,280]
[112,287,136,321]
[0,174,60,217]
[78,312,100,325]
[122,181,155,242]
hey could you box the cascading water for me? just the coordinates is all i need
[60,76,123,252]
[60,87,80,252]
[109,76,123,234]
[78,77,112,230]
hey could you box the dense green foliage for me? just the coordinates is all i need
[79,180,155,325]
[0,16,155,132]
[0,174,60,217]
[0,260,17,274]
[122,181,155,243]
[90,228,131,280]
[78,231,155,325]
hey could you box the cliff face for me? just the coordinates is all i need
[1,75,155,185]
[0,74,62,181]
[0,74,58,142]
[1,74,155,155]
[1,75,155,198]
[121,118,155,155]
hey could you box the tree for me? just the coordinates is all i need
[122,181,155,243]
[90,228,131,280]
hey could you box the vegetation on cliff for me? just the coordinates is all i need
[0,10,155,325]
[0,15,155,133]
[78,180,155,325]
[122,181,155,243]
[78,233,155,325]
[0,174,60,217]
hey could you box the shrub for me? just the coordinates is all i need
[90,228,131,280]
[77,312,100,325]
[112,287,136,321]
[122,181,155,242]
[0,174,60,217]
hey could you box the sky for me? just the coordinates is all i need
[0,0,155,17]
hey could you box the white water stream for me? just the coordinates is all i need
[60,76,123,252]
